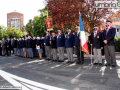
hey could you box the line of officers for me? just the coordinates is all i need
[0,25,84,64]
[0,21,116,67]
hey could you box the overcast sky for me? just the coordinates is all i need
[0,0,45,27]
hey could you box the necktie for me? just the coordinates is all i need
[94,32,97,38]
[106,29,109,35]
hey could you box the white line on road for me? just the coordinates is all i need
[0,70,67,90]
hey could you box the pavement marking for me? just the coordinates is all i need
[0,70,67,90]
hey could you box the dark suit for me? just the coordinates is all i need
[44,35,51,59]
[102,27,116,65]
[91,31,103,63]
[65,33,74,62]
[57,33,65,61]
[74,32,84,63]
[1,40,7,56]
[6,40,11,56]
[51,36,57,60]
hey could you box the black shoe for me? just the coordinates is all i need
[45,58,48,60]
[99,63,102,66]
[70,62,74,64]
[40,58,42,60]
[48,59,51,61]
[112,65,116,67]
[93,63,98,65]
[104,64,110,66]
[30,57,33,59]
[76,62,81,64]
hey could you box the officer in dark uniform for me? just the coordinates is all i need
[74,24,84,64]
[90,25,103,65]
[13,37,17,56]
[44,30,51,60]
[25,36,28,58]
[22,36,26,57]
[57,28,65,62]
[33,36,37,57]
[50,31,57,61]
[27,35,33,59]
[6,37,11,56]
[65,28,74,63]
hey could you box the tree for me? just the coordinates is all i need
[46,0,113,32]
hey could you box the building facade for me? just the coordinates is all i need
[7,11,24,30]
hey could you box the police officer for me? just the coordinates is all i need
[74,25,84,64]
[44,30,51,60]
[65,28,74,63]
[25,36,28,58]
[50,31,57,61]
[57,28,65,62]
[90,25,103,65]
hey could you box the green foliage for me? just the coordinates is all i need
[0,26,24,40]
[115,37,120,52]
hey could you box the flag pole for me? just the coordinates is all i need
[91,45,93,64]
[79,12,82,63]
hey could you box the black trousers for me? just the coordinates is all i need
[6,47,11,56]
[76,46,84,63]
[2,46,6,56]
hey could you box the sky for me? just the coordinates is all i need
[0,0,46,27]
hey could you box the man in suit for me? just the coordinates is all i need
[33,36,37,57]
[27,35,33,59]
[90,25,103,65]
[65,28,74,63]
[0,40,2,55]
[1,38,7,56]
[74,24,84,64]
[6,37,11,56]
[57,28,65,62]
[50,31,57,61]
[13,37,17,56]
[44,30,51,60]
[102,20,116,67]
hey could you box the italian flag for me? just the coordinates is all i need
[79,12,89,54]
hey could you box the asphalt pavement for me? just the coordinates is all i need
[0,55,120,90]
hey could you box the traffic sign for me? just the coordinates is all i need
[24,31,28,36]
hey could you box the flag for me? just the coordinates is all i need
[45,17,53,31]
[79,12,89,54]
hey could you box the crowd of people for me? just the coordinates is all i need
[0,20,116,67]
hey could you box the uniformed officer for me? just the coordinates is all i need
[25,36,28,58]
[36,35,43,59]
[27,35,33,59]
[65,28,74,63]
[22,36,26,57]
[33,36,38,57]
[6,37,11,56]
[13,37,17,56]
[57,28,65,62]
[90,25,103,65]
[44,30,51,60]
[50,31,57,61]
[17,38,20,56]
[20,37,23,57]
[74,24,84,64]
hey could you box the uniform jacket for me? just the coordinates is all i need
[91,30,103,49]
[27,39,33,48]
[102,27,116,46]
[51,36,57,48]
[57,33,65,47]
[65,32,74,48]
[44,35,50,46]
[74,32,81,46]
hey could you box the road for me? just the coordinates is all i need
[0,55,120,90]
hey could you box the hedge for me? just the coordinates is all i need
[115,37,120,52]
